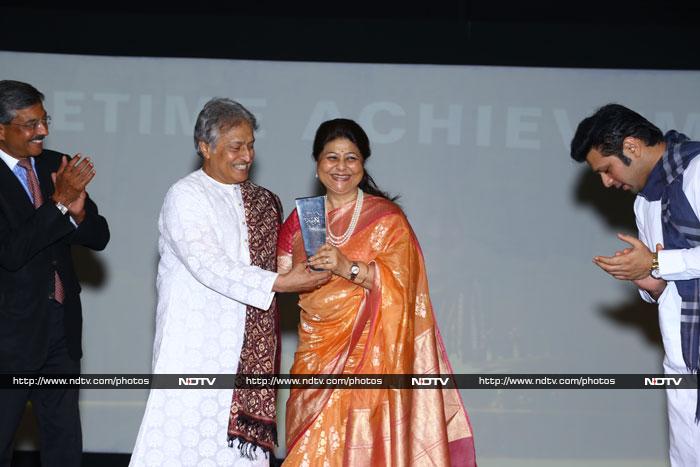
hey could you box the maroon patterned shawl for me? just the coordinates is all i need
[227,181,282,457]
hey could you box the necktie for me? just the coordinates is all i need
[17,158,65,304]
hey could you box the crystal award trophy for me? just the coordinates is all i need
[295,196,326,270]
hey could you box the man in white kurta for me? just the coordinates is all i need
[571,103,700,467]
[130,170,276,467]
[130,98,329,467]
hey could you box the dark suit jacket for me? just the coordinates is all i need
[0,149,109,371]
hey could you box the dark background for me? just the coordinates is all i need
[1,0,699,69]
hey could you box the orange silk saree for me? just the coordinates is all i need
[277,194,476,466]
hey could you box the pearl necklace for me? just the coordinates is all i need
[325,189,364,247]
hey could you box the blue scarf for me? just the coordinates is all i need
[640,130,700,421]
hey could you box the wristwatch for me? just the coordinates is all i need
[650,251,661,279]
[55,201,68,215]
[349,262,360,282]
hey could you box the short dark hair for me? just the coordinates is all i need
[312,118,397,201]
[570,103,664,164]
[0,80,44,124]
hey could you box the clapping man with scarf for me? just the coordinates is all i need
[570,103,700,467]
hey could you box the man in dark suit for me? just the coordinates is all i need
[0,80,110,466]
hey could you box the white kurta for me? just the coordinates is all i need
[130,169,278,467]
[635,157,700,467]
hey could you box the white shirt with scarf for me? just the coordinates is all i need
[635,156,700,467]
[130,169,277,467]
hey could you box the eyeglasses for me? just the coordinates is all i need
[6,116,51,131]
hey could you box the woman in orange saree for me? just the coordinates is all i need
[277,119,476,466]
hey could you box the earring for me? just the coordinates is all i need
[315,172,318,178]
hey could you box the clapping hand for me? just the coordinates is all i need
[51,155,95,224]
[593,233,655,281]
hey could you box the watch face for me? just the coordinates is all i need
[351,265,360,274]
[651,269,661,280]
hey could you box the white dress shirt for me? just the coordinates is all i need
[635,156,700,467]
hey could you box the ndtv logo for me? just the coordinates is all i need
[644,377,682,387]
[411,377,449,386]
[178,377,217,386]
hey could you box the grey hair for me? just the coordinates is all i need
[0,80,44,124]
[194,98,258,157]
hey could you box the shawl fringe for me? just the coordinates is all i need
[228,435,264,460]
[229,411,278,450]
[227,412,279,459]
